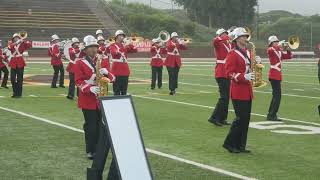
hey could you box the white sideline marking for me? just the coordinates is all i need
[178,81,320,100]
[133,95,320,127]
[0,106,256,180]
[292,89,305,92]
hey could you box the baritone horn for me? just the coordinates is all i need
[19,31,28,39]
[157,30,170,43]
[280,36,300,50]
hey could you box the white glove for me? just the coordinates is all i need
[178,39,185,45]
[90,86,100,95]
[99,68,109,75]
[244,72,255,81]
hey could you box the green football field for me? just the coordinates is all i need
[0,60,319,180]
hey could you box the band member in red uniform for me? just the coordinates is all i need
[0,47,9,88]
[165,32,187,95]
[66,37,83,100]
[74,35,115,158]
[267,35,293,121]
[8,33,32,98]
[96,29,103,38]
[223,27,255,153]
[150,38,167,90]
[208,28,232,126]
[48,34,64,88]
[109,30,137,95]
[73,35,117,179]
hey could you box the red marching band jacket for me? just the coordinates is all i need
[48,43,63,66]
[267,46,293,81]
[150,46,167,67]
[0,49,8,68]
[74,55,115,110]
[66,47,85,73]
[225,48,253,101]
[8,40,32,69]
[164,40,187,68]
[213,35,232,78]
[98,44,111,57]
[109,42,137,76]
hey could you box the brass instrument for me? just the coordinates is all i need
[124,33,144,45]
[280,36,300,50]
[157,30,170,43]
[19,31,28,39]
[96,55,109,97]
[244,27,252,41]
[107,37,115,44]
[179,37,193,44]
[247,41,265,87]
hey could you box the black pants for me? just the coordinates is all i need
[0,66,9,87]
[224,100,252,150]
[209,78,230,122]
[87,123,119,180]
[151,66,163,89]
[51,65,64,87]
[268,79,281,119]
[10,67,24,96]
[113,76,128,95]
[82,109,101,154]
[68,72,75,98]
[167,66,180,92]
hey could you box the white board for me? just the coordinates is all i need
[100,96,153,180]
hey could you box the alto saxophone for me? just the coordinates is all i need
[96,55,109,97]
[247,42,264,87]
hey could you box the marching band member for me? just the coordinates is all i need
[208,28,231,126]
[150,38,167,90]
[109,30,137,95]
[48,34,65,88]
[223,27,254,153]
[73,35,117,179]
[74,35,115,159]
[97,36,110,57]
[96,29,103,38]
[267,36,293,121]
[66,37,83,100]
[165,32,187,95]
[0,47,9,88]
[8,33,32,98]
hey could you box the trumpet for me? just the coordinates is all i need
[107,37,115,44]
[19,31,28,39]
[279,36,300,50]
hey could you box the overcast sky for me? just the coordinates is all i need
[125,0,320,15]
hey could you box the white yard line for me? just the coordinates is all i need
[0,106,256,180]
[132,95,320,127]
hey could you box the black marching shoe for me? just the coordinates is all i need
[87,152,95,160]
[267,115,281,121]
[208,119,223,126]
[240,149,251,153]
[221,121,230,125]
[66,96,74,100]
[151,87,155,90]
[223,144,240,153]
[1,86,8,89]
[59,85,65,88]
[51,86,57,88]
[169,91,176,96]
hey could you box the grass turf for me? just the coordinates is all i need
[0,61,319,179]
